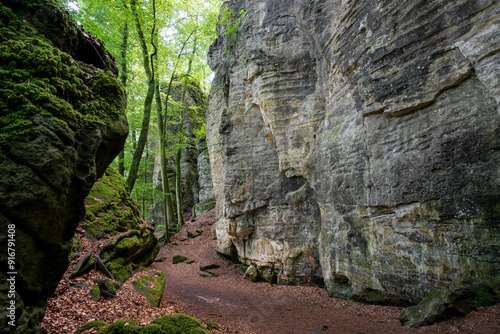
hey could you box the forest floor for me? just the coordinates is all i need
[42,209,500,333]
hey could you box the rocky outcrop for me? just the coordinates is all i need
[207,0,500,304]
[0,1,127,332]
[82,167,142,239]
[197,139,215,203]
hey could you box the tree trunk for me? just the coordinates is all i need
[118,20,128,176]
[175,36,197,228]
[126,0,155,192]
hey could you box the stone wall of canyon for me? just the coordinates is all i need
[207,0,500,304]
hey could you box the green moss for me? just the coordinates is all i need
[90,285,101,301]
[106,257,131,283]
[186,260,195,264]
[93,314,209,333]
[82,167,142,239]
[193,197,216,218]
[0,3,125,153]
[75,320,107,334]
[132,271,165,307]
[152,314,209,334]
[96,319,140,334]
[173,255,187,264]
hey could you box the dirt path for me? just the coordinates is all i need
[154,210,500,334]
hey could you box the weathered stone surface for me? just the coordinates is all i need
[399,287,499,327]
[193,196,216,218]
[197,144,215,203]
[207,0,500,305]
[132,270,165,307]
[99,227,160,283]
[82,166,142,239]
[244,265,259,282]
[0,1,127,332]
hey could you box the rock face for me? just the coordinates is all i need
[207,0,500,303]
[0,1,127,332]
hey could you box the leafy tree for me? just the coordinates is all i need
[60,0,222,226]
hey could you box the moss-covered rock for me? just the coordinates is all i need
[69,233,83,261]
[90,285,101,301]
[93,279,120,298]
[192,197,215,218]
[100,227,160,283]
[399,287,500,327]
[173,255,188,264]
[132,270,165,307]
[82,167,142,239]
[0,1,126,332]
[92,314,209,333]
[152,314,209,334]
[75,320,107,334]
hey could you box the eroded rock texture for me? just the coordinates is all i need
[0,1,127,332]
[207,0,500,303]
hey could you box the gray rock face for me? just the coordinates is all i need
[207,0,500,303]
[197,145,215,203]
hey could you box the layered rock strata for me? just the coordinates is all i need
[0,1,127,332]
[207,0,500,303]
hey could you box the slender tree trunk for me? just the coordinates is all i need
[126,0,155,192]
[175,36,197,228]
[118,21,129,176]
[155,74,176,233]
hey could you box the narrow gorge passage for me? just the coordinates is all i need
[154,210,500,334]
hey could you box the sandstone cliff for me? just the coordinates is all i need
[0,1,127,332]
[207,0,500,304]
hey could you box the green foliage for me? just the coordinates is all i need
[217,7,247,53]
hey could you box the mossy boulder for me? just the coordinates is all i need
[173,255,188,264]
[93,279,120,298]
[82,167,142,239]
[193,197,215,218]
[400,287,500,327]
[0,1,127,333]
[90,314,209,333]
[132,270,165,307]
[100,227,160,283]
[75,320,107,334]
[151,314,209,334]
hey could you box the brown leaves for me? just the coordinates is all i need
[40,232,176,334]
